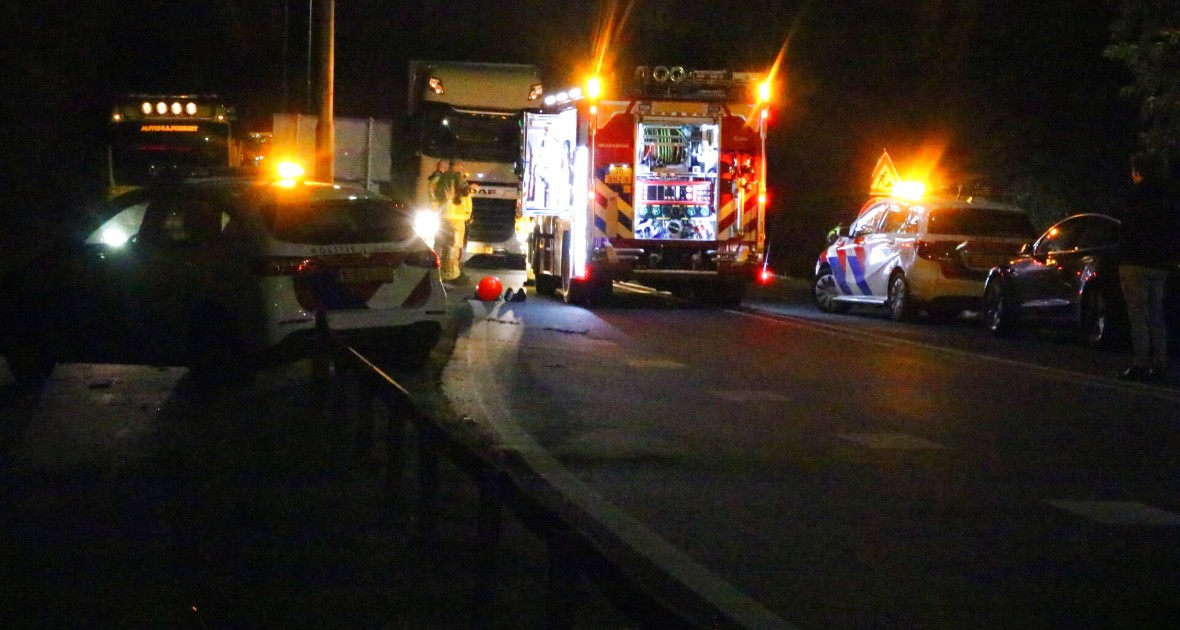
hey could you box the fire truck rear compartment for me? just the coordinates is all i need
[633,120,720,241]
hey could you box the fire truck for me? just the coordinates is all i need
[521,66,774,305]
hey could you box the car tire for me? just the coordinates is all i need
[983,281,1017,337]
[1079,288,1113,350]
[813,267,850,314]
[887,271,916,322]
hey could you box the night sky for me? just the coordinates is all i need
[1,0,1140,274]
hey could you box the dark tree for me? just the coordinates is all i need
[1105,0,1180,158]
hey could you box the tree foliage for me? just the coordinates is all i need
[1104,0,1180,156]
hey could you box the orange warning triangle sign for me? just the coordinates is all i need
[869,150,899,196]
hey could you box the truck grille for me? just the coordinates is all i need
[468,198,516,244]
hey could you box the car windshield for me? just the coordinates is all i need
[260,198,415,245]
[926,207,1036,238]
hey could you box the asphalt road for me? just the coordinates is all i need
[4,273,1179,628]
[445,273,1180,629]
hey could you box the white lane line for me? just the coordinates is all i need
[1046,500,1180,526]
[627,358,687,369]
[739,310,1180,403]
[710,389,792,402]
[837,432,948,450]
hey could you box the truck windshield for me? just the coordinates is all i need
[109,122,232,186]
[418,102,519,163]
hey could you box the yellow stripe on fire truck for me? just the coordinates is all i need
[592,177,635,239]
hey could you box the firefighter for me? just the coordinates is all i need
[436,158,474,280]
[426,159,447,208]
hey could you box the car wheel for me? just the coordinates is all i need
[983,281,1017,337]
[1079,288,1112,350]
[813,267,850,313]
[887,272,916,322]
[186,309,247,388]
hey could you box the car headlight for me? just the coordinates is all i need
[101,227,131,247]
[413,210,441,247]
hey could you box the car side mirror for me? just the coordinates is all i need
[1019,242,1032,256]
[1027,244,1049,263]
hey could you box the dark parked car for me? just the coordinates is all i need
[982,212,1180,349]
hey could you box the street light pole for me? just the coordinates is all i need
[314,0,334,182]
[306,0,313,113]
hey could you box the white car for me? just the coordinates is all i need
[813,194,1036,321]
[1,177,448,385]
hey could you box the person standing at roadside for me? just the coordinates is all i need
[1117,152,1180,383]
[427,159,447,209]
[436,158,474,281]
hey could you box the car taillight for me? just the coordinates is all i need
[917,240,975,278]
[254,257,322,276]
[404,250,439,269]
[916,240,961,262]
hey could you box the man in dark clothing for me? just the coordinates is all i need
[427,159,447,208]
[1118,152,1179,383]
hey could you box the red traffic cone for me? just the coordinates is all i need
[475,276,503,301]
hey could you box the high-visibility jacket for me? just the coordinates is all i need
[437,171,473,221]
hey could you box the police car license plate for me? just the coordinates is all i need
[339,266,395,283]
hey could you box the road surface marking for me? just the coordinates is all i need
[627,358,687,369]
[739,310,1180,403]
[837,432,948,450]
[1046,500,1180,526]
[710,389,791,402]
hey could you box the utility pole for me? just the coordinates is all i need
[306,0,313,112]
[314,0,335,182]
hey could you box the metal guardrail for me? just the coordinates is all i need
[313,312,782,630]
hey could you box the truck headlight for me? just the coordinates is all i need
[413,210,441,248]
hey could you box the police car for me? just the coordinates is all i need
[1,168,448,386]
[814,192,1036,321]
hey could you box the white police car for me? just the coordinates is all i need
[1,171,448,386]
[814,193,1036,321]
